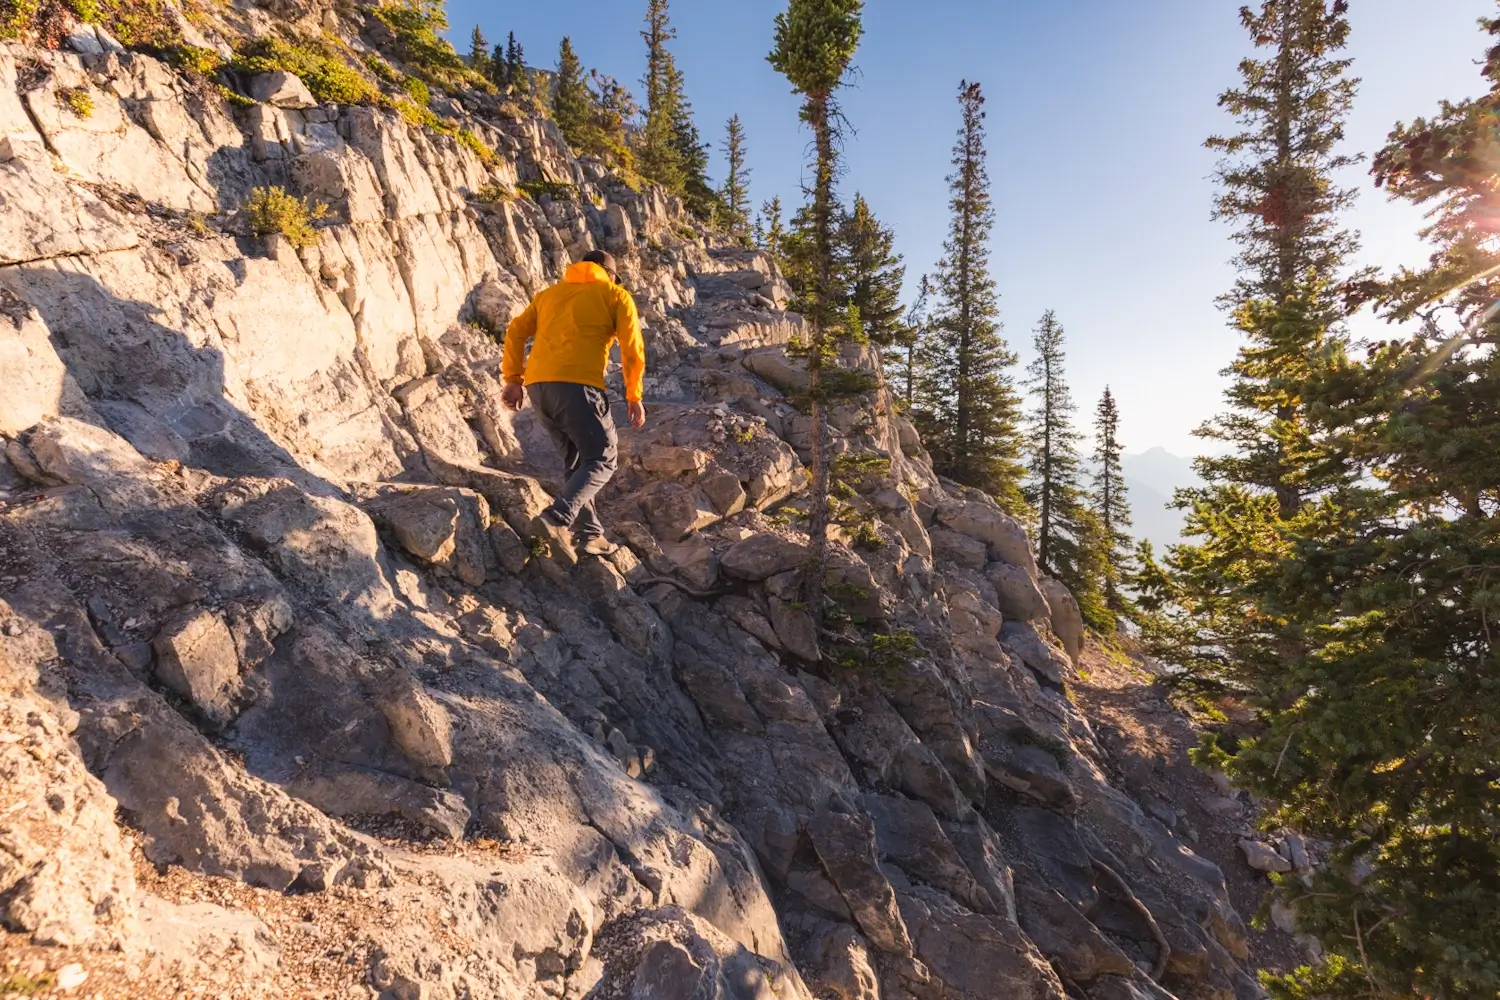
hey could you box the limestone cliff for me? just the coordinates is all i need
[1,20,1264,1000]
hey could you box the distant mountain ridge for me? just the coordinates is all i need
[1120,447,1200,552]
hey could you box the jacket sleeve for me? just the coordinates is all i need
[500,300,538,386]
[616,289,646,403]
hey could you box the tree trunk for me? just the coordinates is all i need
[804,95,835,636]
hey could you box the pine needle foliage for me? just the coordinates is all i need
[1091,387,1134,624]
[1023,311,1104,624]
[838,193,906,346]
[720,114,753,244]
[768,0,863,634]
[911,81,1026,514]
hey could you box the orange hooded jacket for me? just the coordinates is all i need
[500,261,646,403]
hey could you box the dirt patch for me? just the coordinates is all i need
[1071,641,1307,978]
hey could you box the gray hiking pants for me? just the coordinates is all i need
[527,381,618,541]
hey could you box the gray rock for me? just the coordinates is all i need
[152,608,242,726]
[768,596,819,662]
[988,562,1050,622]
[721,533,810,581]
[1039,577,1084,663]
[249,70,316,109]
[935,499,1036,571]
[930,528,988,569]
[808,808,913,957]
[379,672,453,770]
[1001,621,1070,685]
[1238,839,1293,874]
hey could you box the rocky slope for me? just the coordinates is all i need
[2,22,1266,1000]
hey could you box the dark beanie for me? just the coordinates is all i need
[581,249,618,274]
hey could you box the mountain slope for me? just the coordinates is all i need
[1,19,1269,1000]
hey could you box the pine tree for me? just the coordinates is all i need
[586,71,638,174]
[507,33,527,94]
[668,62,719,221]
[637,0,686,192]
[838,194,906,346]
[1144,0,1365,695]
[490,42,508,89]
[1235,15,1500,999]
[769,0,863,637]
[887,274,930,410]
[720,115,752,244]
[468,25,490,78]
[911,81,1026,514]
[755,196,785,265]
[552,37,592,154]
[1091,387,1133,623]
[1022,311,1102,621]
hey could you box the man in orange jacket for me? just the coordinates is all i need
[501,249,647,565]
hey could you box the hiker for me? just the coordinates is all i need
[500,249,646,564]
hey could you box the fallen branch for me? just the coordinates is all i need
[1092,859,1171,982]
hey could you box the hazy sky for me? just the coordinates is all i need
[444,1,1493,455]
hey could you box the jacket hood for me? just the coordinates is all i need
[563,261,613,285]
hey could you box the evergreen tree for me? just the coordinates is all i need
[490,41,508,89]
[552,37,592,154]
[468,25,490,77]
[769,0,863,635]
[1143,0,1365,695]
[586,71,638,174]
[1022,311,1102,620]
[720,115,752,244]
[887,274,930,410]
[637,0,686,192]
[668,62,719,221]
[1236,15,1500,999]
[1091,387,1133,623]
[1197,0,1364,520]
[911,81,1026,514]
[755,196,785,265]
[838,194,906,346]
[506,33,527,94]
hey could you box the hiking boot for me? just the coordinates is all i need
[528,514,578,566]
[580,536,619,558]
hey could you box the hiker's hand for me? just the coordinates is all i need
[627,400,646,428]
[502,383,525,412]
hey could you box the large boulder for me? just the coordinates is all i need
[987,562,1050,622]
[1040,578,1084,664]
[936,500,1036,572]
[721,533,811,581]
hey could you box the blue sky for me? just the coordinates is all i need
[444,1,1493,455]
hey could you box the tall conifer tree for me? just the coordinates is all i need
[1022,312,1098,615]
[756,196,785,265]
[552,37,591,154]
[1091,387,1133,623]
[720,115,752,244]
[912,81,1025,513]
[888,274,930,410]
[1146,0,1364,693]
[1230,16,1500,999]
[769,0,863,635]
[838,194,905,346]
[638,0,686,192]
[468,25,490,77]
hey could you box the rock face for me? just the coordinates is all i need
[0,34,1261,1000]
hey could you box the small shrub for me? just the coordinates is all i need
[0,971,57,996]
[517,179,577,202]
[245,185,329,249]
[363,54,400,84]
[104,0,182,49]
[187,211,212,235]
[456,128,496,164]
[216,84,257,108]
[830,629,921,679]
[852,520,884,551]
[389,95,442,130]
[675,224,698,241]
[373,0,492,94]
[400,74,430,106]
[169,44,224,77]
[469,181,514,203]
[233,37,379,106]
[60,86,93,118]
